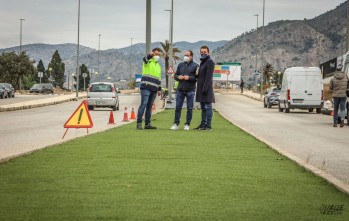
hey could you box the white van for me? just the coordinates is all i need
[278,67,323,113]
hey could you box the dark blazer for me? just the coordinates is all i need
[196,55,215,103]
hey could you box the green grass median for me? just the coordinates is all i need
[0,110,348,220]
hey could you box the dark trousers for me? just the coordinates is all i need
[200,102,213,127]
[137,88,157,125]
[173,90,195,125]
[333,97,347,124]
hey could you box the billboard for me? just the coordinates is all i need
[213,63,241,81]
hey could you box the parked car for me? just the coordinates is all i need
[30,83,54,94]
[264,87,280,108]
[87,82,119,111]
[2,83,15,98]
[278,67,323,113]
[0,83,8,99]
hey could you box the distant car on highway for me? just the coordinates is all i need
[2,83,15,98]
[0,83,8,99]
[87,82,119,111]
[264,87,280,108]
[30,83,54,94]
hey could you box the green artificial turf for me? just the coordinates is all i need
[0,110,348,221]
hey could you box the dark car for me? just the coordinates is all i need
[30,83,54,94]
[264,87,280,108]
[2,83,15,98]
[0,83,8,99]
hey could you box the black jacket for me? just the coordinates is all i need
[195,55,215,103]
[174,60,199,91]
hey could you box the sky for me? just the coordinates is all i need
[0,0,346,50]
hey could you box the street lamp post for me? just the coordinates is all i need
[76,0,81,98]
[19,18,25,91]
[254,14,259,74]
[98,34,101,76]
[130,37,134,85]
[166,0,174,103]
[72,73,75,92]
[260,0,265,99]
[48,67,52,81]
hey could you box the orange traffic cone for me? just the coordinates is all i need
[108,111,115,124]
[122,107,130,122]
[130,108,136,120]
[330,110,334,116]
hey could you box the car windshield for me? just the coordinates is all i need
[32,84,42,89]
[91,84,113,92]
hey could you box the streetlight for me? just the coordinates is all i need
[277,71,281,88]
[260,0,265,99]
[254,14,258,74]
[48,67,53,81]
[165,0,174,103]
[19,18,25,91]
[107,76,111,81]
[98,34,101,76]
[75,0,81,98]
[72,73,75,92]
[130,37,134,85]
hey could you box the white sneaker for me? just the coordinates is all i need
[170,124,178,130]
[184,124,190,130]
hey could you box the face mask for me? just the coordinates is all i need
[200,54,208,60]
[153,55,160,61]
[183,56,190,62]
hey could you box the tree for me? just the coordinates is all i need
[0,51,35,90]
[160,40,181,88]
[35,60,48,83]
[48,50,65,88]
[260,63,275,91]
[73,64,90,91]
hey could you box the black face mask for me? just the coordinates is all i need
[200,54,208,61]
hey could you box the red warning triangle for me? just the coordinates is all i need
[167,66,175,74]
[64,100,93,128]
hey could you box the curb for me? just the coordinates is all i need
[0,95,86,112]
[217,110,349,195]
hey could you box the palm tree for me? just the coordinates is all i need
[160,40,181,88]
[260,63,275,92]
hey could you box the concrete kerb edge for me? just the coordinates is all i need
[217,110,349,195]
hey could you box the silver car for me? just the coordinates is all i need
[87,82,119,111]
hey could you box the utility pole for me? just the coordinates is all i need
[254,14,259,73]
[76,0,81,98]
[146,0,151,54]
[260,0,265,100]
[168,0,174,103]
[98,34,101,77]
[19,18,25,91]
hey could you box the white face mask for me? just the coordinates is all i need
[153,55,160,61]
[183,56,190,62]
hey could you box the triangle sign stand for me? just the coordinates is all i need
[62,100,93,139]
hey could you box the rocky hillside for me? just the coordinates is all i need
[212,2,347,81]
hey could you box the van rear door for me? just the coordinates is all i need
[290,74,306,105]
[304,73,322,105]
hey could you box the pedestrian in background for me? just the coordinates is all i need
[240,79,244,93]
[329,67,348,127]
[194,46,215,131]
[170,50,199,131]
[136,48,162,130]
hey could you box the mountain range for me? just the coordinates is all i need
[0,1,346,83]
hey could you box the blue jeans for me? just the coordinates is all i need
[200,102,213,127]
[174,90,195,125]
[137,88,157,125]
[333,97,347,124]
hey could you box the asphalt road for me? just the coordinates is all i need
[215,93,349,185]
[0,95,146,161]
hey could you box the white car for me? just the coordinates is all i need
[87,82,119,111]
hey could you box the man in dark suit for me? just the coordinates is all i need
[194,46,215,131]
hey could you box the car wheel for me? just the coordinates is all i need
[308,108,313,112]
[316,108,321,114]
[88,105,94,111]
[267,100,271,108]
[285,102,290,113]
[112,105,117,111]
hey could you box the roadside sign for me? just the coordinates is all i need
[167,66,175,75]
[82,73,87,78]
[38,72,43,78]
[62,100,93,139]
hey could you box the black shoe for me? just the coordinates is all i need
[145,124,157,129]
[205,126,212,131]
[333,124,337,127]
[136,123,143,130]
[194,124,205,130]
[340,120,344,128]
